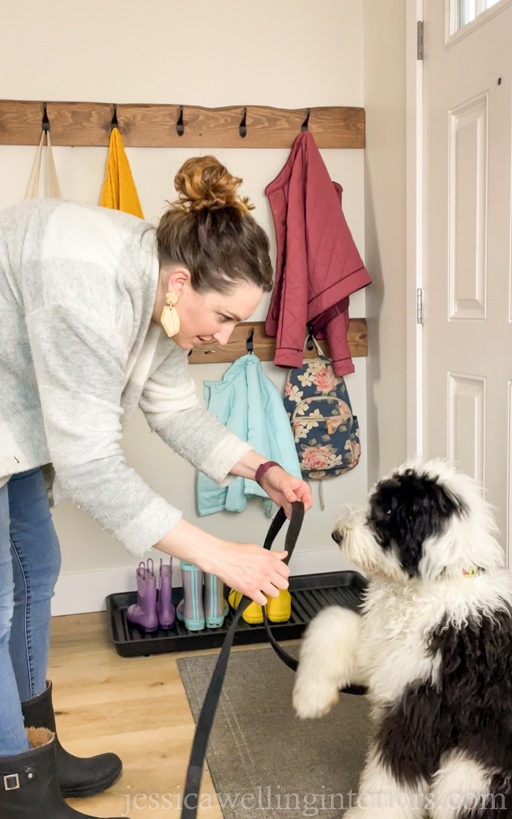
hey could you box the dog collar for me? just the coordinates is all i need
[462,568,481,578]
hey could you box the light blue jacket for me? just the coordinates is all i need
[197,354,302,516]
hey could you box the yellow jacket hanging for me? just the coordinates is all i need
[100,127,143,218]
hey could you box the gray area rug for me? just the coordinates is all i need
[177,646,371,819]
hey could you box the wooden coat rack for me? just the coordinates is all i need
[188,320,367,364]
[0,100,365,149]
[0,98,368,362]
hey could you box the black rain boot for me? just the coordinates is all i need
[0,727,129,818]
[21,681,122,798]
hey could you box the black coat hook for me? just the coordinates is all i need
[246,326,254,353]
[301,108,311,132]
[42,103,50,133]
[176,105,184,136]
[239,107,247,138]
[306,322,315,350]
[110,104,119,130]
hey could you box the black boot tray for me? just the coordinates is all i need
[106,570,367,658]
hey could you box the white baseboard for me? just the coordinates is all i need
[51,550,358,616]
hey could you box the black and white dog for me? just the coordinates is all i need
[293,459,512,818]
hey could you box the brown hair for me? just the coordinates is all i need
[156,156,273,294]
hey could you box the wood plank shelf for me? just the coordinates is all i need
[0,100,365,149]
[0,101,367,366]
[188,319,367,364]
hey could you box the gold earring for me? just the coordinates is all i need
[160,291,180,338]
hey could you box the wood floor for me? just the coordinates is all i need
[48,612,225,819]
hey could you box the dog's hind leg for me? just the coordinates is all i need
[429,750,509,819]
[343,745,427,818]
[293,605,363,719]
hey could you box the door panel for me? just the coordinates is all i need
[422,0,512,555]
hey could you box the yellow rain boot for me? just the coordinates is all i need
[228,589,264,624]
[228,588,292,624]
[265,589,292,623]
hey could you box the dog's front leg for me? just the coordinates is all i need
[293,605,363,719]
[344,745,427,819]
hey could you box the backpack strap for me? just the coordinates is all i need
[304,332,324,358]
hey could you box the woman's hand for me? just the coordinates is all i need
[156,518,290,605]
[259,465,312,518]
[231,451,313,517]
[205,540,290,606]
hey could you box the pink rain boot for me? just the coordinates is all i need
[126,559,158,632]
[156,558,175,629]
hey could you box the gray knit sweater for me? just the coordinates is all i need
[0,199,251,555]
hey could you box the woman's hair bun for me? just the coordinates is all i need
[172,155,254,214]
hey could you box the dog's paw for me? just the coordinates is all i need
[292,675,340,719]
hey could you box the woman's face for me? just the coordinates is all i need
[170,273,264,350]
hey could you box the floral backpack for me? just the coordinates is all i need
[283,336,361,487]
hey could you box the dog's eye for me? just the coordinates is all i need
[384,507,392,516]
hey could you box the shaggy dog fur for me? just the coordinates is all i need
[293,459,512,818]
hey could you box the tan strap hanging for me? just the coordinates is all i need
[25,129,61,199]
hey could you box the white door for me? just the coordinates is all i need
[421,0,512,557]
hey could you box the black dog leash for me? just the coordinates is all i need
[181,501,365,819]
[258,508,364,692]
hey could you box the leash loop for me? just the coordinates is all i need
[180,502,365,819]
[181,503,303,819]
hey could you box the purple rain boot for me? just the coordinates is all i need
[126,559,158,632]
[156,558,176,629]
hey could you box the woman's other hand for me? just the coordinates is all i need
[231,451,312,518]
[258,465,312,517]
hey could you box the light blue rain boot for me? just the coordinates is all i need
[176,561,205,631]
[204,573,229,628]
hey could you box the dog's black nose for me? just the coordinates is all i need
[332,529,342,545]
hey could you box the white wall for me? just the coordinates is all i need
[362,0,408,483]
[0,0,397,613]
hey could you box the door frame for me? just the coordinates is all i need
[405,0,424,459]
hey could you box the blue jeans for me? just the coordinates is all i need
[0,468,61,756]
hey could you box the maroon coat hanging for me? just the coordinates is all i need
[265,131,371,376]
